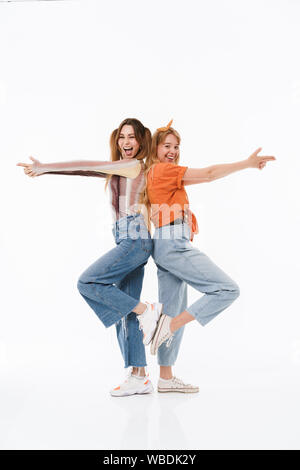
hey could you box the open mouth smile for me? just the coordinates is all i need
[123,147,134,156]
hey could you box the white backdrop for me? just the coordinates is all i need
[1,0,300,450]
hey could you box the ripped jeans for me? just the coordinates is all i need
[77,214,153,368]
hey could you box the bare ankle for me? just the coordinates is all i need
[133,302,147,315]
[160,366,173,380]
[170,318,177,334]
[132,367,146,377]
[160,374,173,380]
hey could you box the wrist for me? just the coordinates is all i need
[36,163,46,175]
[242,158,251,169]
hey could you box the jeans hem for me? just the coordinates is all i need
[186,301,212,326]
[124,363,147,368]
[157,363,175,367]
[102,303,139,328]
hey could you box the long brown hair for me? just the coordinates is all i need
[141,127,181,227]
[105,118,151,189]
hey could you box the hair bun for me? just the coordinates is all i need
[156,119,173,132]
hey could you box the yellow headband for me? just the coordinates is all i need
[156,119,173,132]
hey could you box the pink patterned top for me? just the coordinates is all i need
[38,158,145,223]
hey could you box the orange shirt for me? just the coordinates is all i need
[147,162,199,240]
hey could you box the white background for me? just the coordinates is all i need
[0,0,300,450]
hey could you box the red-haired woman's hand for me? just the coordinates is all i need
[16,156,43,177]
[247,148,276,170]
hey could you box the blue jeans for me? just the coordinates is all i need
[153,222,240,366]
[77,214,153,368]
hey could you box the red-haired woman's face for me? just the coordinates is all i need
[157,134,179,164]
[118,125,140,159]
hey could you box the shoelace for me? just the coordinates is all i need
[137,303,150,331]
[166,335,174,348]
[172,376,193,387]
[124,367,148,381]
[124,366,134,383]
[157,330,174,348]
[138,315,146,334]
[113,367,148,390]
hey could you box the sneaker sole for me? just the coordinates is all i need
[150,314,166,355]
[143,303,163,346]
[110,383,154,397]
[157,387,199,393]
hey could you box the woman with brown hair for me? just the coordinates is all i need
[17,118,162,397]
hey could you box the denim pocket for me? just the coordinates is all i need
[116,237,136,255]
[173,237,191,252]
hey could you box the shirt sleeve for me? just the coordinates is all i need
[37,159,141,179]
[155,163,188,189]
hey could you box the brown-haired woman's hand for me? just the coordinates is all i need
[247,148,276,170]
[16,156,44,177]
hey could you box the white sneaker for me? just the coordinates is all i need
[158,376,199,393]
[150,313,174,355]
[110,372,154,397]
[137,302,163,345]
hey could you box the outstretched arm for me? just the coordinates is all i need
[183,148,276,186]
[16,157,141,179]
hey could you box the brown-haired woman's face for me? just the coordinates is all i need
[118,125,140,159]
[157,133,179,164]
